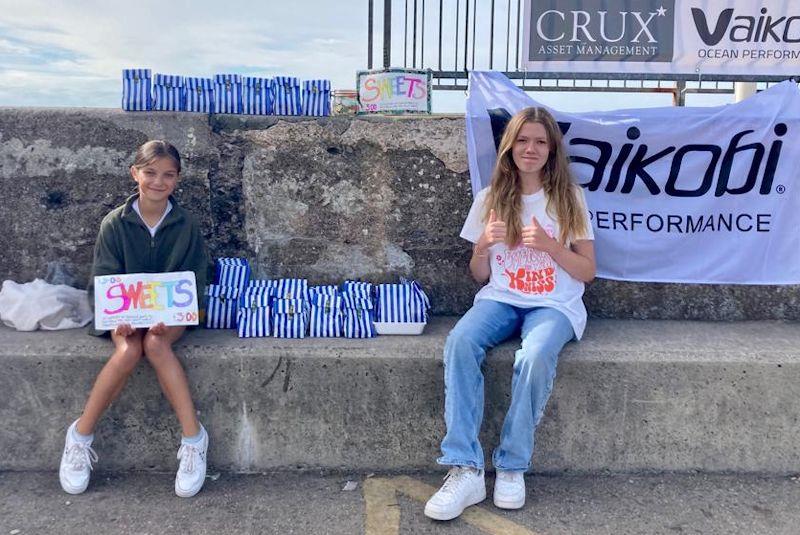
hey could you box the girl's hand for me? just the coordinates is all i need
[479,209,507,251]
[522,216,558,254]
[148,322,167,336]
[114,323,135,337]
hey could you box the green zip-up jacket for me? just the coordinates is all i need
[87,194,210,336]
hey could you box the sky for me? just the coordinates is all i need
[0,0,740,113]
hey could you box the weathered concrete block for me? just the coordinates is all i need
[1,108,799,319]
[1,319,798,473]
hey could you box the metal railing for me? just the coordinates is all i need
[366,0,792,104]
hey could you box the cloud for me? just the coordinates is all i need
[0,0,367,107]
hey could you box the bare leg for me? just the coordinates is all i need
[76,330,144,435]
[142,326,200,437]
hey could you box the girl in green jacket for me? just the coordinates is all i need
[59,140,210,498]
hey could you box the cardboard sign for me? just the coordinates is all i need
[94,271,199,330]
[357,69,431,114]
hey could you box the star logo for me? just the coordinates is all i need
[656,6,668,16]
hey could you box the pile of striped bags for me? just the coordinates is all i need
[205,258,430,339]
[122,69,330,116]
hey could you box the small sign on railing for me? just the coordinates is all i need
[356,68,431,114]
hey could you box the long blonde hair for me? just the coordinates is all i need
[483,107,589,246]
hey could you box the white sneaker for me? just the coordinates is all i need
[174,426,208,498]
[493,470,526,509]
[59,420,98,495]
[424,466,486,521]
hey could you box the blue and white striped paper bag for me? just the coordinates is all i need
[214,258,251,290]
[376,280,430,323]
[273,76,302,116]
[152,74,185,111]
[302,79,331,117]
[186,77,214,113]
[342,294,376,338]
[122,69,151,111]
[237,286,272,337]
[205,285,240,329]
[214,74,243,114]
[267,278,309,300]
[243,77,273,115]
[342,280,373,300]
[271,298,308,338]
[308,294,343,337]
[309,285,339,298]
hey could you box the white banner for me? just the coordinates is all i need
[94,271,199,330]
[522,0,800,77]
[466,71,800,284]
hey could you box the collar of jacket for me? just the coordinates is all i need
[120,193,185,231]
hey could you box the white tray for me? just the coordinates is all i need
[374,322,427,335]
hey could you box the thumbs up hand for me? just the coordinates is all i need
[522,215,557,253]
[482,209,507,246]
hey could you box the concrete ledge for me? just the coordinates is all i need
[1,318,799,473]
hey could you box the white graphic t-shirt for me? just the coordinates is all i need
[460,187,594,339]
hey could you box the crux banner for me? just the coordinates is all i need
[466,71,800,284]
[522,0,799,77]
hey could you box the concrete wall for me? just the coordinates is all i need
[2,108,799,319]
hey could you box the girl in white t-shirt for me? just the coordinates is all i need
[425,107,596,521]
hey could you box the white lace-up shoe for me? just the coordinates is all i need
[493,470,526,509]
[424,466,486,520]
[174,427,208,498]
[59,420,98,495]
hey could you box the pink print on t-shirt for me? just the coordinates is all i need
[495,224,557,295]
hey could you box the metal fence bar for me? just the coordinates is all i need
[454,0,459,72]
[421,0,426,68]
[463,0,469,72]
[470,0,476,70]
[489,0,495,70]
[383,0,391,68]
[505,0,511,71]
[515,0,520,70]
[403,0,408,66]
[412,0,417,68]
[438,0,443,70]
[368,0,374,69]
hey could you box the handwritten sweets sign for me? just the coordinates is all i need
[357,68,431,114]
[94,272,199,330]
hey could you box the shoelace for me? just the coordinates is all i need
[65,442,98,471]
[177,443,201,473]
[438,467,473,496]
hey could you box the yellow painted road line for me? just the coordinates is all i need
[364,478,400,535]
[364,475,540,535]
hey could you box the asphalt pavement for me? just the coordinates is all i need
[2,471,799,534]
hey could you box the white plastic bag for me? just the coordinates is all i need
[0,279,93,331]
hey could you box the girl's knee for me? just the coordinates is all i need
[142,334,174,364]
[514,346,556,377]
[111,343,143,373]
[445,329,481,362]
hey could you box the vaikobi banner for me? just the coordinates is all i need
[467,71,800,284]
[522,0,799,77]
[94,271,199,330]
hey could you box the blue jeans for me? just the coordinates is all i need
[437,299,575,472]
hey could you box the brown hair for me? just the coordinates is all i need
[133,140,181,173]
[483,107,589,246]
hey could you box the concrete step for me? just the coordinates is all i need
[1,317,798,473]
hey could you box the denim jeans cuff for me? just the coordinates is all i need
[436,457,484,470]
[493,462,530,472]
